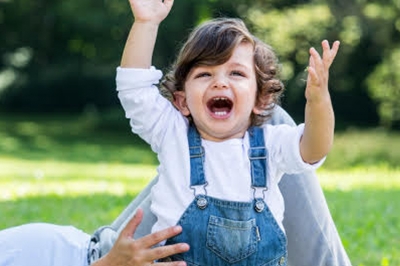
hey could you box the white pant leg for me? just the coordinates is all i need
[279,172,352,266]
[0,223,90,266]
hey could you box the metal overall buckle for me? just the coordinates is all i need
[190,182,209,210]
[252,186,268,212]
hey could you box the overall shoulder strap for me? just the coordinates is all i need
[188,123,207,186]
[248,126,269,188]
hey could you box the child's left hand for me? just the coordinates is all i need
[305,40,340,103]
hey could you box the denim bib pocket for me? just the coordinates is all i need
[206,215,258,263]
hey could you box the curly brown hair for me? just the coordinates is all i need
[160,18,284,126]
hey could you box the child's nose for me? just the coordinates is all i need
[212,75,228,89]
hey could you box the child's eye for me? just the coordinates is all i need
[231,71,245,77]
[195,72,211,78]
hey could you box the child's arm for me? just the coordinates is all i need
[120,0,174,68]
[300,40,340,164]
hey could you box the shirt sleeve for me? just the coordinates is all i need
[266,123,325,174]
[116,66,163,92]
[115,67,183,152]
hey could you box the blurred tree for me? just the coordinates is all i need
[367,48,400,129]
[0,0,131,112]
[244,4,337,119]
[326,0,400,129]
[238,1,382,127]
[362,1,400,129]
[0,0,399,129]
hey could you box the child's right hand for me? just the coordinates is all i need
[129,0,174,25]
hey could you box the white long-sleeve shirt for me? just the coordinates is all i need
[116,67,324,235]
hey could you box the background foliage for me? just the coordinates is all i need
[1,0,399,128]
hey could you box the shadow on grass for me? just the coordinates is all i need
[0,193,139,234]
[324,189,400,266]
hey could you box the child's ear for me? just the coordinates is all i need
[173,91,191,116]
[252,94,272,115]
[252,106,264,115]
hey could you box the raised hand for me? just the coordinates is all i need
[121,0,174,68]
[129,0,174,25]
[305,40,340,102]
[300,40,340,164]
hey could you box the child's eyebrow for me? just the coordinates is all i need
[190,61,252,72]
[228,62,252,69]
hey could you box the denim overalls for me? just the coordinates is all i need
[165,124,287,266]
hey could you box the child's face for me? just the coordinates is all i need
[174,42,262,142]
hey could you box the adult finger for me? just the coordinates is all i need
[148,243,190,262]
[158,262,187,266]
[138,225,184,248]
[157,261,187,266]
[120,208,144,238]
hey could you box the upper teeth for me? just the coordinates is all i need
[213,97,228,101]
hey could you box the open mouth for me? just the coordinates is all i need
[206,97,233,117]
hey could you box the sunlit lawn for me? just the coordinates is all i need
[1,111,399,266]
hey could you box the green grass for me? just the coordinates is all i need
[318,168,400,266]
[1,111,400,266]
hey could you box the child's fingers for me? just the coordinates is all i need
[309,47,324,76]
[306,53,319,84]
[331,40,340,55]
[309,54,315,69]
[322,40,340,68]
[307,65,318,84]
[330,40,340,55]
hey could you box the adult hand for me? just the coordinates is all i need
[92,209,189,266]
